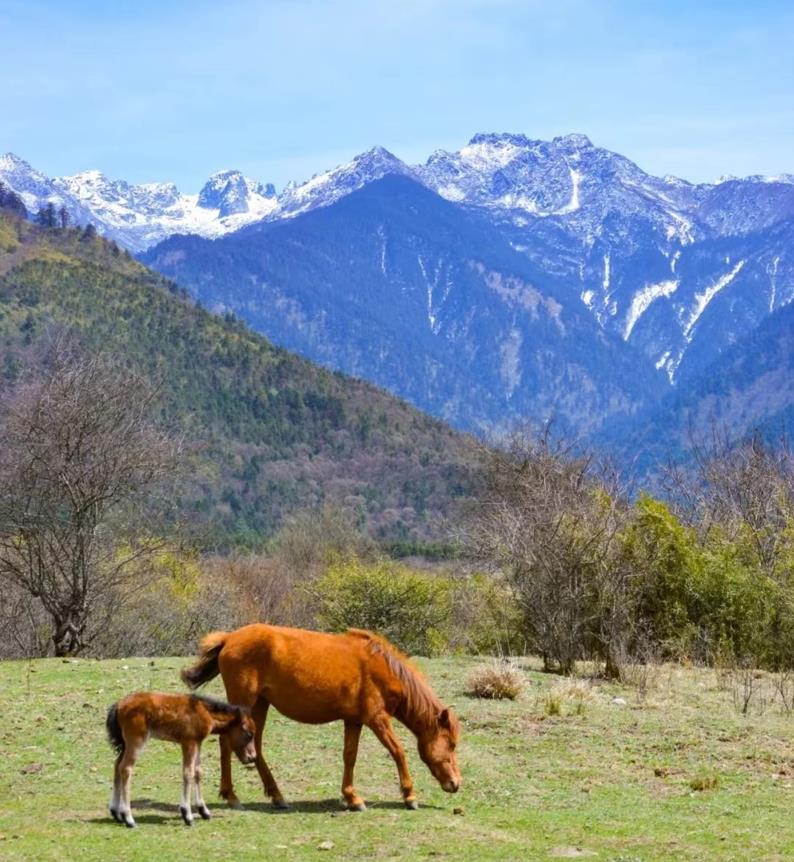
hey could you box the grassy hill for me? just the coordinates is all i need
[0,213,478,548]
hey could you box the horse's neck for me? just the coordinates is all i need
[392,675,440,737]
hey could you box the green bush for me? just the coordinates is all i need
[313,556,452,655]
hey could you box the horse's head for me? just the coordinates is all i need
[228,709,257,765]
[417,707,461,792]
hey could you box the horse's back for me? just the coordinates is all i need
[217,625,380,723]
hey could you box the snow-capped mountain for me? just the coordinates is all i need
[412,133,794,385]
[4,134,794,431]
[0,147,413,253]
[0,155,279,252]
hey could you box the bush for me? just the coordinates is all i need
[313,556,452,655]
[467,660,523,699]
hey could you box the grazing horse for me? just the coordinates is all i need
[105,692,256,827]
[181,625,461,811]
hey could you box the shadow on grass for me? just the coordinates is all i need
[242,798,443,814]
[82,795,441,827]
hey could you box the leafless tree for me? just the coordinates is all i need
[665,426,794,579]
[468,426,635,676]
[0,343,181,656]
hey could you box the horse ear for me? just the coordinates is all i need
[438,708,450,729]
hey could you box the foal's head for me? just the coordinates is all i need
[226,710,257,765]
[416,707,461,793]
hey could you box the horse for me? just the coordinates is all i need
[105,691,256,828]
[181,624,461,811]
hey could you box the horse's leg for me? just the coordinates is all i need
[252,698,289,809]
[118,743,141,828]
[179,741,196,826]
[218,734,241,808]
[368,714,418,810]
[109,753,122,821]
[193,749,211,820]
[342,721,365,811]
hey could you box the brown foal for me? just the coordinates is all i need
[106,691,256,827]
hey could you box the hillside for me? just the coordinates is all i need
[143,175,666,436]
[599,287,794,475]
[0,212,478,548]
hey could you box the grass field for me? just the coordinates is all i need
[1,656,794,861]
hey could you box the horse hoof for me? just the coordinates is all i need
[348,801,367,812]
[226,797,244,810]
[109,807,119,822]
[180,806,193,826]
[199,806,211,820]
[124,818,136,828]
[404,799,419,810]
[272,798,291,810]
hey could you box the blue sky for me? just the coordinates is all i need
[2,0,793,191]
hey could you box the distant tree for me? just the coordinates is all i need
[0,182,27,218]
[81,222,97,242]
[58,206,69,229]
[0,341,182,656]
[36,202,57,228]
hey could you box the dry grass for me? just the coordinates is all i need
[467,659,524,700]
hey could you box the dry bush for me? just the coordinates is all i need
[689,773,720,792]
[467,660,524,700]
[549,677,594,716]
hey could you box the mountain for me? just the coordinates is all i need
[415,133,794,387]
[0,154,278,253]
[0,209,478,548]
[603,271,794,473]
[143,174,667,436]
[6,133,794,443]
[0,147,411,254]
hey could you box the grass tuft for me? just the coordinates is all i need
[467,660,524,700]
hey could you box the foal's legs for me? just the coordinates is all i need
[252,698,289,809]
[108,753,123,821]
[117,743,141,827]
[342,721,365,811]
[193,750,211,820]
[368,714,418,809]
[179,741,198,825]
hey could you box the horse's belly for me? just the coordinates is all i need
[262,674,360,724]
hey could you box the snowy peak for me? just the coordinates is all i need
[197,170,276,217]
[277,145,412,219]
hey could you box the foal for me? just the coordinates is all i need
[106,692,256,827]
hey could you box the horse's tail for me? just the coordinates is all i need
[181,630,228,689]
[106,703,124,756]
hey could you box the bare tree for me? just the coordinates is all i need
[665,427,794,580]
[0,344,181,656]
[468,426,635,676]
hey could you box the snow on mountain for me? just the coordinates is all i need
[276,146,414,219]
[0,154,280,253]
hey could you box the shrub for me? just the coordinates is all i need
[312,556,452,655]
[467,660,523,700]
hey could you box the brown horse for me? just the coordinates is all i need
[181,625,461,811]
[106,692,256,827]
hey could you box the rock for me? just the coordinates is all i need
[318,840,335,850]
[611,697,627,705]
[21,763,43,774]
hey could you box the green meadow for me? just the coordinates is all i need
[1,656,793,861]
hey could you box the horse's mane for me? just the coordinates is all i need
[349,629,441,728]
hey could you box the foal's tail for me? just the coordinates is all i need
[106,703,125,755]
[181,630,228,689]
